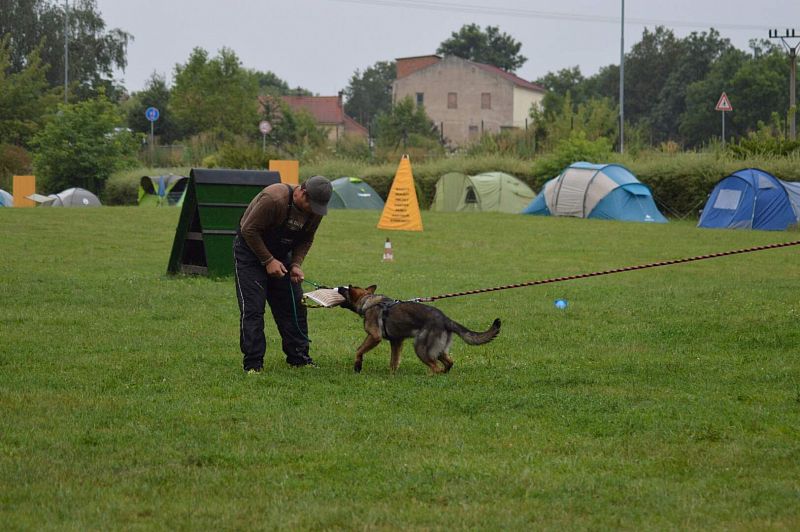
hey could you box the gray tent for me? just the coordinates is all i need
[0,189,12,207]
[52,188,101,206]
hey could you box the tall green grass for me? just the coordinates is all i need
[1,207,798,529]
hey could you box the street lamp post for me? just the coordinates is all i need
[769,29,799,141]
[619,0,625,154]
[64,0,69,103]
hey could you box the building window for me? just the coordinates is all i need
[481,92,491,109]
[448,92,458,109]
[416,92,424,106]
[468,125,479,138]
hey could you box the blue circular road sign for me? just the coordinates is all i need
[145,107,160,122]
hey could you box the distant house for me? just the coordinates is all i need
[280,93,368,142]
[393,55,546,146]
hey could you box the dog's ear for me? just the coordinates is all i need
[366,285,377,294]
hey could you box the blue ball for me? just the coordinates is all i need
[554,299,568,309]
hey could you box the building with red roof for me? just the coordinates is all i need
[280,93,368,142]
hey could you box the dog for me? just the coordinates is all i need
[337,285,501,374]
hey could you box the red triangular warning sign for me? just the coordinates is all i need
[715,92,733,112]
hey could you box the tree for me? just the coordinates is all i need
[249,69,311,96]
[651,29,734,142]
[343,61,396,129]
[124,72,182,143]
[375,96,439,148]
[621,27,682,129]
[536,66,587,116]
[679,48,748,145]
[729,44,787,132]
[170,47,260,139]
[0,36,59,147]
[531,92,618,149]
[0,0,132,100]
[437,23,526,72]
[258,95,327,158]
[31,93,139,192]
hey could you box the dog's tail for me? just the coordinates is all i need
[448,318,501,345]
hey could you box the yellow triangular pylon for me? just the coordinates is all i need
[377,155,423,231]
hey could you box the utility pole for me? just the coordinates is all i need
[64,0,69,103]
[619,0,625,153]
[769,29,799,141]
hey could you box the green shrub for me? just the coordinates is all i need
[0,144,32,190]
[625,152,800,217]
[332,135,371,161]
[532,132,613,182]
[465,129,538,159]
[31,95,140,194]
[728,133,800,159]
[215,140,270,170]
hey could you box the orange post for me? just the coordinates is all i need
[12,175,36,208]
[269,160,299,185]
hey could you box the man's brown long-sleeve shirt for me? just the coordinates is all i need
[239,184,322,267]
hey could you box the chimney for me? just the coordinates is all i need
[396,55,442,79]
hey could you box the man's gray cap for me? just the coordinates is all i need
[303,175,333,216]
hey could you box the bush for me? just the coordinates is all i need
[0,144,32,190]
[302,154,534,208]
[532,132,613,183]
[624,152,800,218]
[332,135,371,161]
[465,129,538,159]
[31,95,140,194]
[215,139,270,169]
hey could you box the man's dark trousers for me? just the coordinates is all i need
[233,235,310,371]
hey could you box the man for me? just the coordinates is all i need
[233,175,333,373]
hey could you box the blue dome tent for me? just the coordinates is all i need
[0,189,12,207]
[522,162,667,223]
[698,168,800,231]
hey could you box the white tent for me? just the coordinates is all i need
[27,188,101,207]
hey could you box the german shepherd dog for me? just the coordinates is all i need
[337,285,501,373]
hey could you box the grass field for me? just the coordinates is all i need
[1,206,799,530]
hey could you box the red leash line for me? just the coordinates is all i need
[415,239,800,303]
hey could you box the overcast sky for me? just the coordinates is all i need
[94,0,799,96]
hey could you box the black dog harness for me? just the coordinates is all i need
[359,296,402,341]
[378,299,401,341]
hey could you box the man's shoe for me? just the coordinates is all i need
[288,358,318,368]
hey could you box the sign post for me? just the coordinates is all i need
[259,120,272,153]
[145,106,160,167]
[715,93,733,148]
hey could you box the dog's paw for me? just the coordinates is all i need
[354,362,362,373]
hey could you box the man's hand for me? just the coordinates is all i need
[266,260,287,278]
[289,265,304,284]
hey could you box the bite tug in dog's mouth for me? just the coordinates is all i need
[337,285,500,374]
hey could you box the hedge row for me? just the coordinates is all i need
[106,153,800,218]
[303,153,800,217]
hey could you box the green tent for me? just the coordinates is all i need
[139,174,189,207]
[432,171,535,213]
[329,177,385,210]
